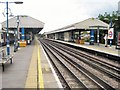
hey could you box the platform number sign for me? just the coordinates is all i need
[108,28,114,39]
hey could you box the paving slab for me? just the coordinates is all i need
[2,41,35,88]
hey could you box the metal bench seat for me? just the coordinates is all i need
[0,50,13,71]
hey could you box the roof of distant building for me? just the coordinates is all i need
[1,15,45,29]
[46,18,109,34]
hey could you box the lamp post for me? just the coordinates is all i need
[109,19,113,47]
[0,1,23,55]
[16,15,20,51]
[12,15,20,52]
[14,15,19,52]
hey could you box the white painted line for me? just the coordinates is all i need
[53,39,120,57]
[40,43,63,89]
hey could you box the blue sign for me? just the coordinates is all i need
[90,30,94,45]
[21,27,25,41]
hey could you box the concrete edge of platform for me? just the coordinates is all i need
[38,40,63,88]
[48,39,120,58]
[45,39,120,61]
[25,38,63,89]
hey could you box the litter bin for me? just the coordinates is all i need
[76,40,80,44]
[19,40,27,47]
[80,39,84,44]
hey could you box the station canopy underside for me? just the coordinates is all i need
[1,15,45,34]
[46,18,109,34]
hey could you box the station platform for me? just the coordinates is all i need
[1,37,62,89]
[48,39,120,58]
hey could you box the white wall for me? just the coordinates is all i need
[64,32,70,41]
[55,33,58,40]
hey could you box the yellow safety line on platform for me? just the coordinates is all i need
[25,42,37,89]
[37,43,44,89]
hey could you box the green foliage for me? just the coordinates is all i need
[97,11,120,45]
[97,11,118,24]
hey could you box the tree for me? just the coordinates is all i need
[97,11,118,25]
[97,11,118,45]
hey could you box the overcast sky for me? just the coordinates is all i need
[0,0,119,33]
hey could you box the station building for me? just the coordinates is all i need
[45,18,109,45]
[1,15,44,45]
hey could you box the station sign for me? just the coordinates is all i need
[117,32,120,46]
[108,28,114,39]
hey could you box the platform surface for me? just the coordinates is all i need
[50,39,120,57]
[1,38,61,89]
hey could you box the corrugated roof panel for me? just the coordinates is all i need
[46,18,109,34]
[1,15,45,29]
[74,18,109,30]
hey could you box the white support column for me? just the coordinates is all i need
[64,32,70,41]
[55,33,58,40]
[97,27,100,46]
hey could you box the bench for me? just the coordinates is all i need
[0,49,13,72]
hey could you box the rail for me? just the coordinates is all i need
[40,39,119,89]
[41,41,88,89]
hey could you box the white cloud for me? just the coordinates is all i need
[0,0,119,33]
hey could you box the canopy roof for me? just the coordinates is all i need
[1,15,44,34]
[46,18,109,34]
[74,18,109,29]
[2,15,44,28]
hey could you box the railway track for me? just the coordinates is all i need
[41,40,88,89]
[39,39,119,89]
[44,40,120,81]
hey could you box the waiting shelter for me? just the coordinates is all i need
[1,15,44,46]
[45,18,109,45]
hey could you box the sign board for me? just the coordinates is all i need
[117,32,120,46]
[108,28,114,39]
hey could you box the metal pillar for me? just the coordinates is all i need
[21,27,25,41]
[97,27,100,46]
[0,1,23,54]
[17,16,20,48]
[90,30,94,45]
[6,2,10,55]
[79,30,81,40]
[14,29,16,52]
[109,19,113,47]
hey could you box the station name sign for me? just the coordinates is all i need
[108,28,114,39]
